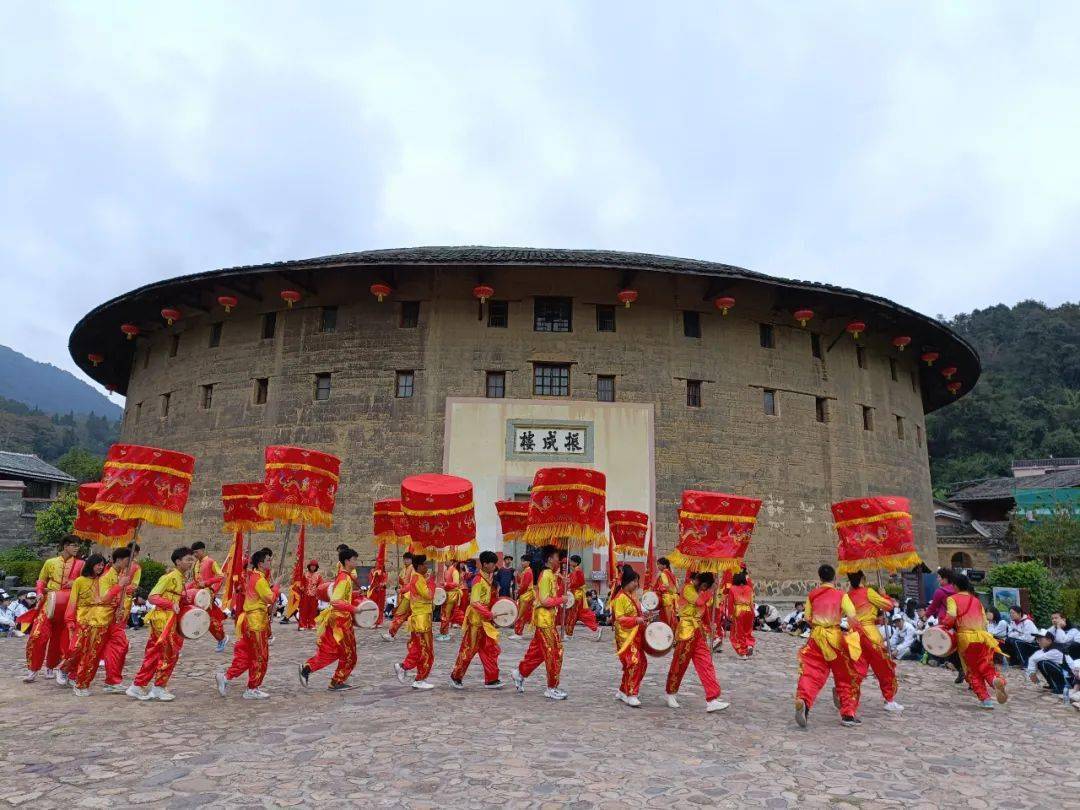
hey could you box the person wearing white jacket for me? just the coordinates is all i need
[887,616,918,660]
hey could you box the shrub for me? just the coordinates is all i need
[986,560,1061,625]
[33,488,77,547]
[884,582,903,600]
[0,545,42,566]
[1062,588,1080,623]
[137,557,166,597]
[0,559,46,587]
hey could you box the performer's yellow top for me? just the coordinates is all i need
[67,575,120,627]
[465,571,498,641]
[37,556,74,591]
[407,573,433,633]
[240,570,276,633]
[100,565,140,625]
[675,583,708,641]
[147,569,185,634]
[533,569,558,630]
[945,593,1000,651]
[610,591,641,653]
[316,572,354,640]
[849,586,893,645]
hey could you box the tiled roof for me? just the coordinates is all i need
[972,520,1011,541]
[0,452,76,485]
[949,468,1080,502]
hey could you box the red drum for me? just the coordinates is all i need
[178,605,211,640]
[491,597,519,628]
[643,621,674,657]
[43,590,69,620]
[353,598,379,629]
[639,590,659,611]
[922,625,957,657]
[433,586,448,606]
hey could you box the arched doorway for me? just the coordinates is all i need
[950,551,973,569]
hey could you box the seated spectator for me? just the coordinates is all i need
[1067,657,1080,709]
[14,593,36,632]
[1026,631,1067,692]
[987,607,1008,640]
[1005,605,1039,665]
[1047,612,1080,648]
[756,603,782,632]
[782,602,805,633]
[128,596,148,628]
[887,616,919,660]
[0,592,14,637]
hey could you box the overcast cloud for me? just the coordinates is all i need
[2,2,1078,400]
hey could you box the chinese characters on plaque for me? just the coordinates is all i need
[515,427,586,455]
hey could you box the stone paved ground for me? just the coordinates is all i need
[2,626,1077,809]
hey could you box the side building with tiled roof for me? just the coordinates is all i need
[0,451,76,548]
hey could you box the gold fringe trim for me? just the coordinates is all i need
[668,549,744,573]
[73,529,135,547]
[614,543,646,555]
[401,501,475,518]
[222,520,275,534]
[609,520,648,530]
[104,461,193,480]
[265,462,340,483]
[87,502,183,529]
[522,523,607,549]
[259,503,333,527]
[413,540,479,563]
[678,510,756,524]
[501,531,524,543]
[833,511,911,530]
[530,483,606,497]
[837,550,922,574]
[222,494,264,501]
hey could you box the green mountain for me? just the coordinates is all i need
[927,300,1080,489]
[0,344,121,419]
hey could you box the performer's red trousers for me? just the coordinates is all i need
[619,638,647,696]
[306,622,357,686]
[514,598,534,636]
[795,637,859,717]
[25,610,70,672]
[225,626,270,688]
[853,637,898,702]
[60,624,109,689]
[730,609,756,656]
[440,593,462,635]
[959,639,1003,701]
[388,600,411,637]
[297,595,319,630]
[451,624,500,683]
[207,606,226,643]
[666,629,721,701]
[102,622,129,686]
[369,588,386,626]
[402,629,434,680]
[132,626,184,688]
[565,596,599,636]
[518,625,563,688]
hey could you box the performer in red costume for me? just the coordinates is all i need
[366,550,388,627]
[511,560,534,640]
[652,557,678,632]
[665,571,728,713]
[23,536,83,682]
[727,571,756,659]
[564,555,602,641]
[942,573,1008,709]
[298,560,322,630]
[450,550,503,689]
[101,545,140,694]
[299,547,360,691]
[846,571,903,712]
[190,541,228,652]
[511,546,567,700]
[217,548,280,699]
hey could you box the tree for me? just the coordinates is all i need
[33,488,77,548]
[1014,513,1080,578]
[55,447,104,483]
[986,560,1061,626]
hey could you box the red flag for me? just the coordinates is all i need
[375,540,387,569]
[645,525,656,586]
[220,529,246,617]
[286,524,306,617]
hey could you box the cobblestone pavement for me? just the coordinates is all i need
[2,626,1077,809]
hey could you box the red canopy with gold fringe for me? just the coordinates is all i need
[522,467,607,549]
[222,482,274,533]
[831,496,921,574]
[73,483,137,547]
[671,490,761,573]
[87,444,195,528]
[400,473,478,562]
[260,446,340,527]
[607,509,648,555]
[495,500,529,543]
[374,498,411,547]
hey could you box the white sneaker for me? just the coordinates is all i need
[215,672,229,697]
[215,636,229,653]
[45,668,55,678]
[102,683,126,694]
[625,695,641,708]
[543,687,567,700]
[883,700,904,712]
[394,663,407,684]
[593,628,603,642]
[21,670,37,683]
[381,632,395,642]
[553,687,568,699]
[242,688,268,700]
[254,688,270,698]
[412,680,435,690]
[449,677,465,690]
[614,690,626,702]
[55,671,69,686]
[511,669,525,693]
[435,634,451,642]
[72,687,90,697]
[666,694,680,709]
[705,699,730,713]
[149,686,175,702]
[126,684,152,701]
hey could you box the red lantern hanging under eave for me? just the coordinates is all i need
[941,365,958,380]
[714,296,736,316]
[472,284,495,304]
[261,445,340,527]
[120,323,140,340]
[495,500,530,543]
[87,353,104,367]
[608,510,648,555]
[222,482,275,534]
[846,320,866,339]
[374,498,412,547]
[400,473,478,562]
[920,351,939,366]
[892,336,912,351]
[161,308,182,325]
[370,282,393,302]
[217,295,238,313]
[947,381,962,395]
[671,490,761,573]
[794,308,814,327]
[523,467,607,549]
[280,289,302,307]
[617,289,639,309]
[88,444,195,528]
[831,496,921,574]
[73,483,138,547]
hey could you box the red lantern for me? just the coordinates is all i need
[161,308,182,325]
[217,295,238,313]
[279,289,301,307]
[87,353,104,367]
[921,351,939,366]
[617,289,639,309]
[472,284,495,304]
[794,308,814,327]
[846,320,866,339]
[941,365,957,380]
[370,282,393,302]
[120,323,140,340]
[714,296,736,316]
[947,381,962,395]
[892,336,912,351]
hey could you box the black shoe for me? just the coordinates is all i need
[298,664,311,688]
[850,716,862,725]
[328,682,354,692]
[954,672,965,684]
[840,715,858,727]
[795,699,808,728]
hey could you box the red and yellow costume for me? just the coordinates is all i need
[102,561,140,686]
[401,572,434,680]
[450,569,501,684]
[306,571,357,686]
[848,585,898,703]
[652,568,678,631]
[665,582,722,701]
[387,562,413,638]
[25,555,82,673]
[440,565,464,635]
[564,566,599,636]
[517,568,564,687]
[611,590,647,697]
[190,554,226,642]
[225,569,279,688]
[298,564,323,630]
[943,592,1005,702]
[132,568,187,689]
[727,582,756,657]
[513,566,534,636]
[60,573,123,689]
[795,584,861,717]
[367,564,388,627]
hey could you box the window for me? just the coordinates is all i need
[862,405,874,431]
[160,392,171,418]
[533,363,570,396]
[596,305,616,333]
[169,334,180,358]
[485,371,505,399]
[487,300,508,328]
[398,301,420,329]
[763,388,777,416]
[759,324,774,349]
[534,297,572,332]
[950,552,973,569]
[253,378,268,405]
[261,312,277,340]
[815,397,829,423]
[896,414,905,439]
[811,333,823,360]
[319,306,338,333]
[135,402,142,424]
[686,379,702,407]
[682,311,701,338]
[200,384,213,410]
[24,481,51,500]
[395,370,414,398]
[916,424,923,446]
[889,357,898,381]
[314,373,331,401]
[208,322,222,348]
[856,346,867,369]
[597,375,616,402]
[910,370,918,393]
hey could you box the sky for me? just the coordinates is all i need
[2,2,1078,400]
